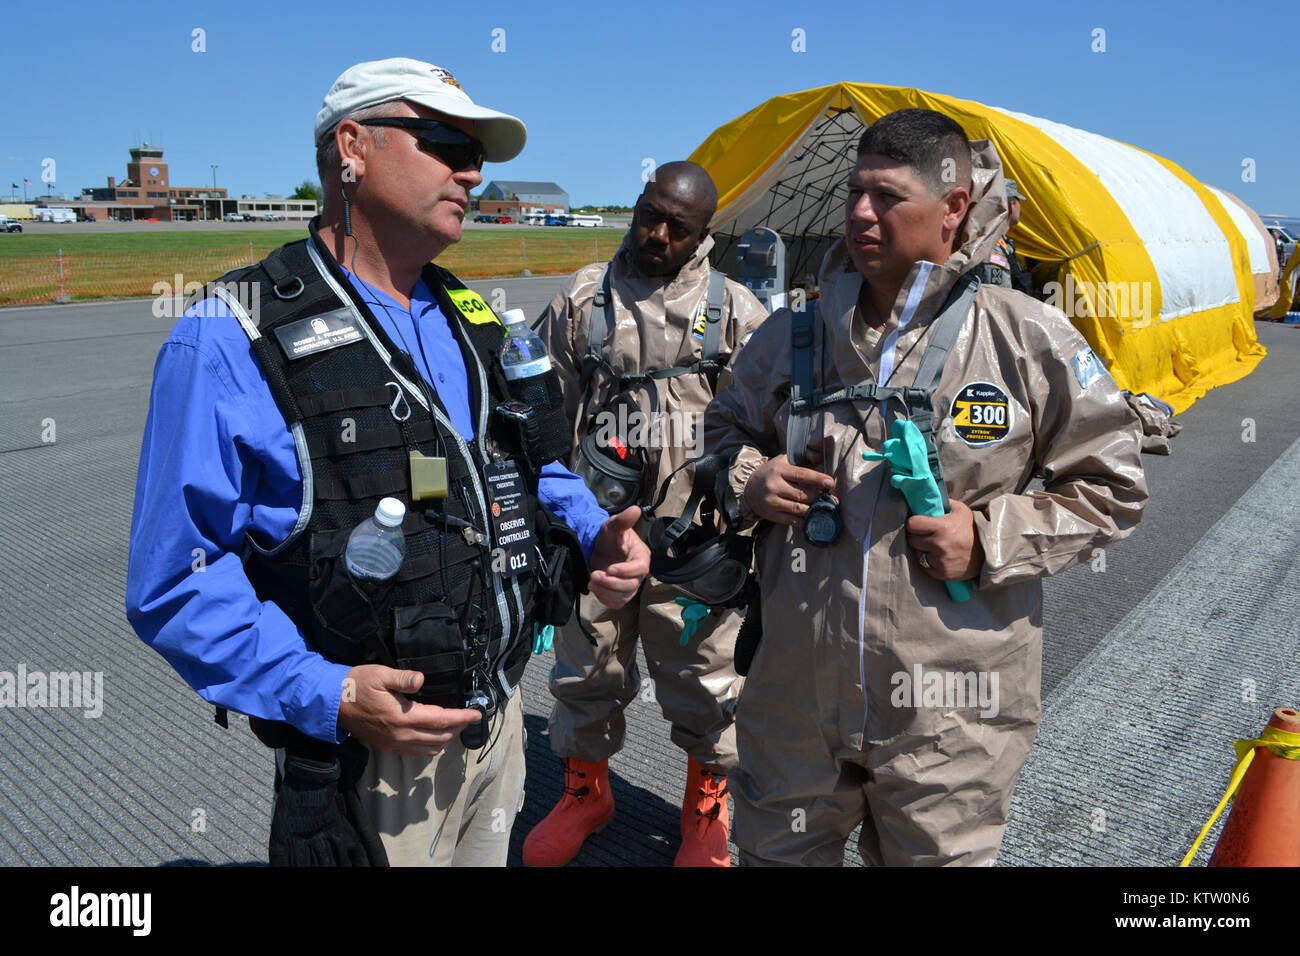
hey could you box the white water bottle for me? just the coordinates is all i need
[345,497,407,581]
[500,308,552,382]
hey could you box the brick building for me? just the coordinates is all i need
[42,144,316,222]
[478,180,568,218]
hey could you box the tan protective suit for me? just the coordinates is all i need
[535,236,769,768]
[703,144,1148,865]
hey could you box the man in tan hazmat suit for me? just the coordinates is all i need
[524,162,770,867]
[703,109,1148,866]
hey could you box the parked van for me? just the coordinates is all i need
[34,207,76,223]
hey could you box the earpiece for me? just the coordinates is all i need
[340,165,354,238]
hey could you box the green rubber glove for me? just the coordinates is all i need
[532,622,555,654]
[675,597,713,645]
[863,418,974,602]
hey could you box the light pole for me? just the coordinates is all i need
[211,164,218,189]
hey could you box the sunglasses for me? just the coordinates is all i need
[358,117,486,172]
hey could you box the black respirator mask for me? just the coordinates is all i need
[645,453,754,609]
[575,393,654,514]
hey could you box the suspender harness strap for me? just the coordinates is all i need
[579,264,728,398]
[786,274,980,512]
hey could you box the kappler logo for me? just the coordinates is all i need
[49,886,151,936]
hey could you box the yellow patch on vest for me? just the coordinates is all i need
[446,288,500,326]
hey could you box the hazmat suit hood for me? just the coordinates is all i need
[615,230,718,294]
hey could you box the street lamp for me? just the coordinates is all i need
[211,164,218,188]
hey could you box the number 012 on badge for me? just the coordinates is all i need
[484,461,535,576]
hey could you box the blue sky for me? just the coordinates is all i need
[3,0,1296,214]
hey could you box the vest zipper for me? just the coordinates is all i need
[464,335,528,677]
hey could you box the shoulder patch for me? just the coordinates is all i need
[1071,347,1104,390]
[446,288,500,326]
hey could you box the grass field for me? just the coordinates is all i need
[0,227,628,306]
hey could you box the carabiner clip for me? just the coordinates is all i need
[386,381,411,422]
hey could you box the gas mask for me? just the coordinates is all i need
[646,453,754,609]
[575,392,654,514]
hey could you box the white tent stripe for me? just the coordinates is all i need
[1207,186,1270,277]
[993,106,1240,322]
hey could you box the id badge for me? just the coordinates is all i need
[484,460,536,577]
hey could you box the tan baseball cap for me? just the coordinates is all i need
[315,57,526,162]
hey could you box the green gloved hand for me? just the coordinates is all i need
[532,622,555,654]
[863,418,973,602]
[675,597,713,646]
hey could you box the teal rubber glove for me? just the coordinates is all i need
[675,597,713,646]
[532,622,555,654]
[863,418,974,602]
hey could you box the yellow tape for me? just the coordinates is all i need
[1179,724,1300,867]
[446,288,500,326]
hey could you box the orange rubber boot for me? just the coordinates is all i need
[675,756,731,867]
[521,757,615,867]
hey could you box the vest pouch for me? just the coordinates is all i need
[504,365,573,466]
[533,505,590,627]
[391,603,468,709]
[308,530,390,667]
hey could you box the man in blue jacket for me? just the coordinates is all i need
[125,58,649,866]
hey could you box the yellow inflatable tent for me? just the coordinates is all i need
[689,83,1273,413]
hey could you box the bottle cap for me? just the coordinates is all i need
[501,308,527,325]
[375,497,406,527]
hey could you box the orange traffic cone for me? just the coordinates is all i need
[1183,706,1300,867]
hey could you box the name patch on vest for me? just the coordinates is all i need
[272,308,362,359]
[446,289,501,326]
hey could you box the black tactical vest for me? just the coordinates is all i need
[206,227,543,712]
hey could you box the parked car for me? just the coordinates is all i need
[0,216,23,233]
[260,213,282,221]
[1267,224,1297,268]
[222,213,243,222]
[496,215,513,224]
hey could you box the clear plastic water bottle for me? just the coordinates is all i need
[500,309,553,387]
[498,308,571,465]
[345,497,407,581]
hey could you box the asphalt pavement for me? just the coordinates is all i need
[0,288,1295,867]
